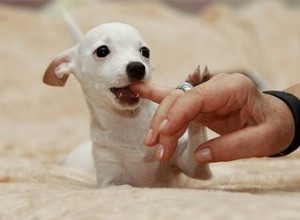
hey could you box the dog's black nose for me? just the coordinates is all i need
[126,62,146,82]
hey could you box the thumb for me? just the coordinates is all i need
[194,126,272,163]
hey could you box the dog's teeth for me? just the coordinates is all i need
[111,86,139,100]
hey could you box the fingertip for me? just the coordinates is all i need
[145,128,154,146]
[130,82,170,104]
[156,144,165,161]
[194,147,213,163]
[144,128,160,146]
[156,146,173,162]
[129,83,142,95]
[158,119,169,133]
[156,137,178,162]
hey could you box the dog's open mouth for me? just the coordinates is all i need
[110,86,140,105]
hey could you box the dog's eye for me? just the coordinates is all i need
[94,45,110,58]
[140,47,150,58]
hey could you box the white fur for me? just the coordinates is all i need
[44,22,211,187]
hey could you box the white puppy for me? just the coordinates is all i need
[43,22,211,187]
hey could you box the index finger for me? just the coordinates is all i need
[130,82,171,104]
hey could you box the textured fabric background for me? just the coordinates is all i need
[1,1,300,219]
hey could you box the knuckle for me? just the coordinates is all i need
[231,73,255,88]
[193,83,207,95]
[160,89,184,107]
[169,88,184,97]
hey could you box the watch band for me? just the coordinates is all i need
[263,91,300,157]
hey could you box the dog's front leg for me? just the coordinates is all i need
[92,144,130,187]
[175,122,212,180]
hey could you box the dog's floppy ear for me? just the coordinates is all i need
[43,47,76,87]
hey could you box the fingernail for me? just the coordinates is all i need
[156,145,165,160]
[158,119,168,132]
[195,148,213,162]
[145,128,154,145]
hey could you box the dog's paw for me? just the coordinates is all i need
[185,65,212,86]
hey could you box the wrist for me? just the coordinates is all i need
[263,91,300,157]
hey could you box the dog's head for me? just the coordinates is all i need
[43,22,152,111]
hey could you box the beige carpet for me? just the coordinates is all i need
[1,1,300,219]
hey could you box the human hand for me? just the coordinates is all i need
[131,73,295,163]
